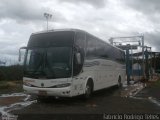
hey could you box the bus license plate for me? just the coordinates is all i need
[38,91,47,96]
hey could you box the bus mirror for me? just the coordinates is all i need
[76,53,81,65]
[19,47,27,62]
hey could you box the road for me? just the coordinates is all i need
[11,86,160,114]
[0,81,160,120]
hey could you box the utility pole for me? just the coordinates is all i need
[126,44,130,85]
[44,13,52,31]
[141,35,145,79]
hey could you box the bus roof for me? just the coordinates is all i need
[31,28,124,52]
[31,28,84,35]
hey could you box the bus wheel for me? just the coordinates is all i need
[84,80,93,99]
[118,76,122,88]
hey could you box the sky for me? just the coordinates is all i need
[0,0,160,65]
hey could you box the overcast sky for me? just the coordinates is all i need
[0,0,160,64]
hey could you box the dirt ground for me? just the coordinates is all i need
[0,78,160,120]
[11,86,160,114]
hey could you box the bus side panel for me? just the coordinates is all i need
[71,70,98,96]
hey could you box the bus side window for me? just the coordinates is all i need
[86,35,97,58]
[73,32,85,76]
[73,51,83,76]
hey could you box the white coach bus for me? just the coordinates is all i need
[19,29,126,98]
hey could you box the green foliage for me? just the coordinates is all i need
[0,80,23,92]
[0,65,23,81]
[0,81,9,89]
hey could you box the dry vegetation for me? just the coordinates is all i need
[0,65,23,92]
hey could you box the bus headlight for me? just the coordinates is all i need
[55,83,71,88]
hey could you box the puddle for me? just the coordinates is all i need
[121,81,146,97]
[0,93,37,120]
[123,81,160,108]
[126,81,160,108]
[0,93,28,98]
[148,97,160,107]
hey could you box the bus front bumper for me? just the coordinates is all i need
[23,85,72,97]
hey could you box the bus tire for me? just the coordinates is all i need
[118,76,122,88]
[84,80,93,99]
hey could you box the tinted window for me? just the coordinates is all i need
[25,49,44,71]
[86,35,97,58]
[107,46,125,63]
[24,47,72,79]
[28,31,74,48]
[86,34,125,63]
[75,31,86,49]
[73,32,86,76]
[46,47,72,78]
[96,40,108,58]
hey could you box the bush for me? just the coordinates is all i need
[0,81,9,89]
[0,65,23,81]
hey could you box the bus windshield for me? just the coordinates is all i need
[24,47,72,79]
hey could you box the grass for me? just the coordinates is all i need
[0,80,23,94]
[0,81,10,89]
